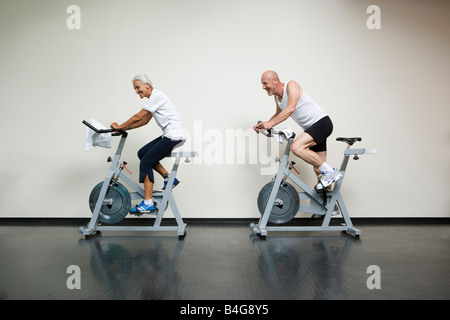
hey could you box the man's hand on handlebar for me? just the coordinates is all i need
[253,121,273,134]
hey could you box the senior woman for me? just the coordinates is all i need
[111,74,186,214]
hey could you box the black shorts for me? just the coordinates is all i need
[304,116,333,152]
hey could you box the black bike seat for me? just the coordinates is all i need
[336,137,362,145]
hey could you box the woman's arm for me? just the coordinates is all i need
[111,109,152,131]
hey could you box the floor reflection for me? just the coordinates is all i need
[80,235,184,299]
[250,233,358,299]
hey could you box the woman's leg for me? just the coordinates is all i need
[139,137,184,200]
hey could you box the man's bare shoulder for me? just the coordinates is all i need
[286,80,302,96]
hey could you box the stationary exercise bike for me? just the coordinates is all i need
[250,125,376,239]
[79,120,197,239]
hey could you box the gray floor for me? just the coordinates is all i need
[0,220,449,300]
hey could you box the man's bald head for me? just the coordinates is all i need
[261,70,279,82]
[261,70,282,96]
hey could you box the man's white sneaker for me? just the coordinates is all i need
[315,175,324,191]
[319,168,343,188]
[311,205,340,218]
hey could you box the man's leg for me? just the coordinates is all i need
[290,132,324,168]
[314,151,327,177]
[290,132,341,188]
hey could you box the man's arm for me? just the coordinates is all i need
[254,101,281,133]
[268,98,282,122]
[268,81,302,127]
[111,108,152,131]
[255,81,303,131]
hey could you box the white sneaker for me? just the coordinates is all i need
[311,205,340,218]
[319,168,343,188]
[315,177,330,192]
[315,175,324,191]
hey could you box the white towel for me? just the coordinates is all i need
[84,119,112,151]
[273,127,295,143]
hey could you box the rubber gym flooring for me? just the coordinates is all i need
[0,219,449,300]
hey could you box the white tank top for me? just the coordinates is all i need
[276,82,327,130]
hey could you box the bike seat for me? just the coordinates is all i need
[336,137,362,145]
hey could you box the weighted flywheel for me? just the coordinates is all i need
[257,181,299,225]
[89,182,131,224]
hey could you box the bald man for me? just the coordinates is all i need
[253,70,342,190]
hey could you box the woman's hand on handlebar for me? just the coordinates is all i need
[110,122,122,133]
[110,122,124,135]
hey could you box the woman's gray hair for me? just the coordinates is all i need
[132,74,153,88]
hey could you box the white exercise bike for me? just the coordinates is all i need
[79,120,197,239]
[250,125,376,239]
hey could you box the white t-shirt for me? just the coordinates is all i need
[276,82,327,130]
[143,89,186,140]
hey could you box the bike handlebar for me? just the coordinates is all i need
[82,120,128,137]
[257,121,281,137]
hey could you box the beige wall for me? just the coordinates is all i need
[0,0,449,218]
